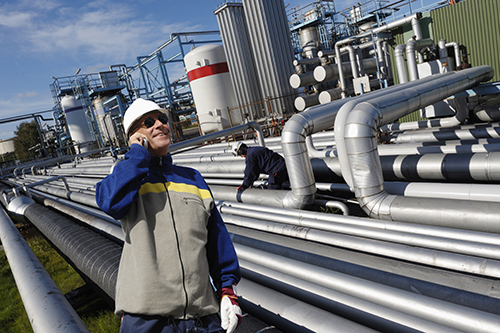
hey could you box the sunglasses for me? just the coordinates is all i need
[142,114,169,128]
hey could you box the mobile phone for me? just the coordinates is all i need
[142,138,149,149]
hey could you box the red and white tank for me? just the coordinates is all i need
[184,44,240,134]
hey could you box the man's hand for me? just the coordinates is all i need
[220,286,242,333]
[129,132,148,149]
[237,186,244,192]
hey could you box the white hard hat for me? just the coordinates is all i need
[232,142,245,156]
[123,98,167,137]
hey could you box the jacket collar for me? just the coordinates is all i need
[150,153,172,169]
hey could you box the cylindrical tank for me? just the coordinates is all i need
[184,44,240,135]
[60,95,96,153]
[215,3,263,121]
[0,138,15,155]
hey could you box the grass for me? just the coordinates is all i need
[0,223,120,332]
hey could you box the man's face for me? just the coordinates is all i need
[129,111,171,156]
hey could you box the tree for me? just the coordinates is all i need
[14,121,42,162]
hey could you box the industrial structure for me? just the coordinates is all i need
[2,0,500,332]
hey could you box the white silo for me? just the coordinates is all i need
[214,2,264,120]
[184,44,241,135]
[61,95,97,153]
[242,0,296,117]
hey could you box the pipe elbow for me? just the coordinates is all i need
[283,190,315,210]
[360,192,397,220]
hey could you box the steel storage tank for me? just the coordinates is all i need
[242,0,296,117]
[184,44,241,135]
[214,2,264,121]
[0,138,15,155]
[60,95,97,153]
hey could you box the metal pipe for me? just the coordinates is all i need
[168,121,265,153]
[222,214,500,278]
[446,41,461,70]
[239,260,462,333]
[381,96,469,131]
[237,278,378,333]
[220,205,500,260]
[406,38,435,81]
[283,66,463,209]
[0,206,91,333]
[21,200,122,300]
[395,44,408,84]
[228,225,500,300]
[340,66,494,221]
[235,244,500,333]
[219,201,500,246]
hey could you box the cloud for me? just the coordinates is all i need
[0,0,196,64]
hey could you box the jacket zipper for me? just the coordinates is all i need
[160,157,189,318]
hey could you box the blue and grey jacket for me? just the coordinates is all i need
[96,144,240,319]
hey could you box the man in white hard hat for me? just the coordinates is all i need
[96,98,242,333]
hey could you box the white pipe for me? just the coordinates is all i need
[0,206,90,333]
[395,44,408,84]
[406,38,435,81]
[446,41,461,69]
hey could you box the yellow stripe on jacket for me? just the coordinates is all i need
[140,182,212,200]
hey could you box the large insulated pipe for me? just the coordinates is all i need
[289,72,317,89]
[220,201,500,246]
[236,244,500,332]
[282,69,476,208]
[313,58,377,83]
[221,205,500,259]
[342,66,495,224]
[381,96,469,131]
[11,197,123,300]
[0,206,91,333]
[390,123,500,143]
[232,232,500,315]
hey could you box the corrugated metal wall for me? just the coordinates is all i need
[388,0,500,123]
[431,0,500,83]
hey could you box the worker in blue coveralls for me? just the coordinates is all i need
[234,142,289,192]
[96,98,242,333]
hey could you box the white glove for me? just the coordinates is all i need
[220,287,242,333]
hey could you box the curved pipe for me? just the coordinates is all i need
[342,66,495,223]
[282,68,490,209]
[406,38,435,81]
[445,41,461,70]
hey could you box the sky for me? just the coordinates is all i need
[0,0,437,141]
